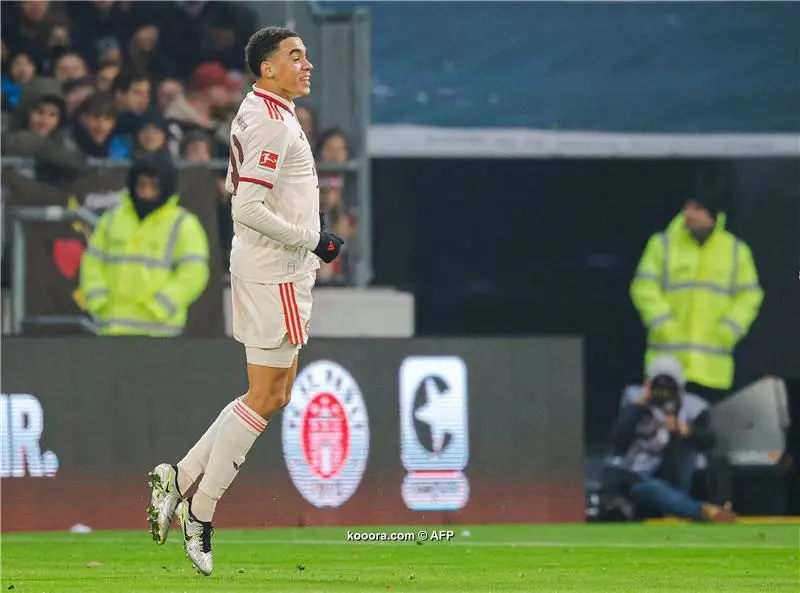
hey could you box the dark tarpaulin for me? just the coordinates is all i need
[370,156,800,443]
[328,0,800,132]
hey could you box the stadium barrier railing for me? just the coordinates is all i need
[1,156,371,335]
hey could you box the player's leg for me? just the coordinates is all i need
[190,353,294,517]
[176,276,301,575]
[149,334,281,534]
[177,352,295,576]
[147,394,240,544]
[174,345,294,523]
[284,352,299,404]
[175,395,248,495]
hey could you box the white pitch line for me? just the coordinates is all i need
[1,537,796,550]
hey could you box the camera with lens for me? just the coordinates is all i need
[649,374,681,415]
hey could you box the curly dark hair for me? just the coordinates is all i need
[245,26,299,78]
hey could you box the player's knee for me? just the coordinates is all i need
[281,385,293,409]
[244,377,289,420]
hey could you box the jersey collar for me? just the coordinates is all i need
[252,85,295,118]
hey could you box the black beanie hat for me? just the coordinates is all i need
[691,163,729,218]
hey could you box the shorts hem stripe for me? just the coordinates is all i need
[279,283,299,344]
[286,283,304,345]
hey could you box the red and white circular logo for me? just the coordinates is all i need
[282,360,369,508]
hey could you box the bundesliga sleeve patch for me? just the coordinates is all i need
[258,150,279,174]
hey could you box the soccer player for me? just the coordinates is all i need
[146,27,343,576]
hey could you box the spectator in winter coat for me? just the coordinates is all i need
[131,112,170,159]
[72,91,128,159]
[53,51,89,85]
[164,61,238,160]
[1,51,37,109]
[2,76,86,184]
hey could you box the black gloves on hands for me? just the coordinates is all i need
[312,231,344,263]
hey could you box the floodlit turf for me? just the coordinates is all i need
[2,524,798,592]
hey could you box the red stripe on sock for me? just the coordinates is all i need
[233,402,265,433]
[234,400,266,431]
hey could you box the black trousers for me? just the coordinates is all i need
[684,382,733,505]
[685,382,729,406]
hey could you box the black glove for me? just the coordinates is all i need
[312,232,344,263]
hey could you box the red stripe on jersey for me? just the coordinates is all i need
[285,283,304,345]
[264,100,284,122]
[253,89,293,116]
[239,177,273,189]
[279,284,300,344]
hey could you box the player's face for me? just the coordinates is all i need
[265,37,313,99]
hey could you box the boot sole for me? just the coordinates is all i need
[146,470,170,545]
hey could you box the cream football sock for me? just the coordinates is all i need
[176,398,240,496]
[190,397,266,522]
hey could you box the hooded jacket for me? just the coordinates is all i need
[127,151,178,219]
[2,77,87,183]
[603,356,716,491]
[630,212,763,390]
[79,153,210,336]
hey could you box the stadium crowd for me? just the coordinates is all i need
[1,0,355,283]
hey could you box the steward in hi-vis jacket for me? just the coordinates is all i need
[630,196,763,398]
[80,153,210,336]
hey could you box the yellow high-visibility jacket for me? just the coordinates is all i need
[79,193,210,336]
[630,212,763,390]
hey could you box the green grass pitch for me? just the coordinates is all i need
[2,524,798,592]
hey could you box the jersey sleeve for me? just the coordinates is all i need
[227,119,292,194]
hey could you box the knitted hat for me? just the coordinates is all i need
[647,355,686,390]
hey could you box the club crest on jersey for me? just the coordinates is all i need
[258,150,279,172]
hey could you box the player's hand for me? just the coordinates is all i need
[312,231,344,263]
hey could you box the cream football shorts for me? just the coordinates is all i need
[231,271,315,368]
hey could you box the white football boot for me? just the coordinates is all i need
[177,499,214,576]
[146,463,181,544]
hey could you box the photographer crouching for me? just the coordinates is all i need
[601,355,736,522]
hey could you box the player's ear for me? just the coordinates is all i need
[260,60,273,79]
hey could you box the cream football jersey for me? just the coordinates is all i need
[226,86,320,283]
